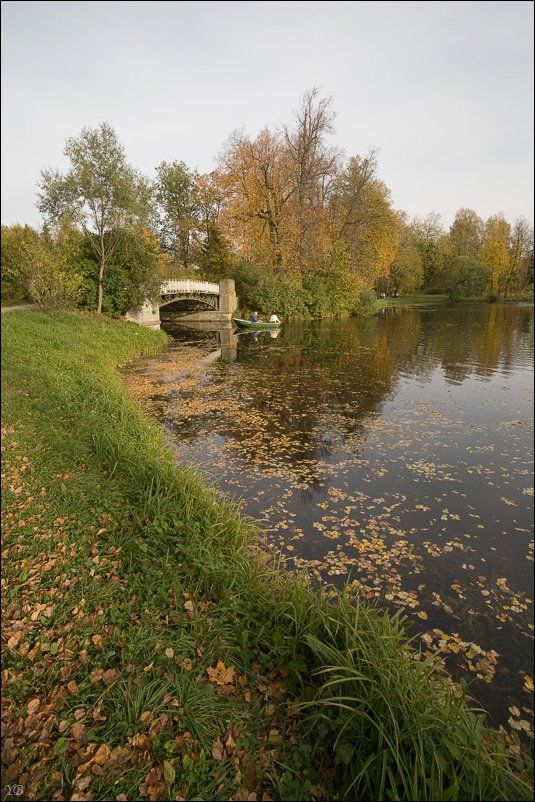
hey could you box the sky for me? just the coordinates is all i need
[1,0,533,229]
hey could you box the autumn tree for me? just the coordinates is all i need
[213,91,532,311]
[388,218,424,295]
[219,128,295,269]
[283,87,338,270]
[37,123,152,313]
[504,217,533,296]
[448,208,484,260]
[331,153,398,290]
[479,214,511,295]
[410,213,445,289]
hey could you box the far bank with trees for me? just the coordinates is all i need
[2,90,533,315]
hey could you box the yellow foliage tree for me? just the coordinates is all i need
[479,215,511,295]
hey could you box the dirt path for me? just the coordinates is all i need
[1,303,38,313]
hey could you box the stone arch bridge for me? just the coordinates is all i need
[125,278,237,329]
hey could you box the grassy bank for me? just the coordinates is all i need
[375,292,534,309]
[376,294,450,308]
[2,310,532,801]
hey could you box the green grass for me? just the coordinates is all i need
[1,309,532,801]
[376,294,450,308]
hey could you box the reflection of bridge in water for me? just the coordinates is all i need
[164,319,239,364]
[125,279,238,329]
[126,278,283,364]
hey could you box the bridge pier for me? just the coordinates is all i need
[219,278,237,318]
[124,279,238,329]
[125,300,161,329]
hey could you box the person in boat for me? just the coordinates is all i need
[250,311,261,323]
[268,313,281,324]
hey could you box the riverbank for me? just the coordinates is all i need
[375,294,450,308]
[375,293,534,309]
[2,310,532,801]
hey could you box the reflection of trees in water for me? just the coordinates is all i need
[414,303,534,383]
[222,305,533,477]
[163,304,533,482]
[216,312,425,480]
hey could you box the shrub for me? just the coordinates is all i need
[232,248,375,319]
[436,256,491,299]
[1,224,42,303]
[1,223,84,308]
[29,254,84,308]
[232,261,308,318]
[354,288,378,315]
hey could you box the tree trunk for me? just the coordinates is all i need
[97,259,105,314]
[268,220,282,269]
[521,273,533,294]
[97,232,105,314]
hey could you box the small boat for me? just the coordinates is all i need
[233,318,281,331]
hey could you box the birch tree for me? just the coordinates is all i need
[38,123,151,313]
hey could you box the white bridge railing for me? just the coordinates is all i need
[161,280,220,296]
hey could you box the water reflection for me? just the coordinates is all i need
[161,318,239,364]
[126,303,534,731]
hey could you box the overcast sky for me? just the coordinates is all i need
[1,0,533,229]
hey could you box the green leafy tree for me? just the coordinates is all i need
[438,255,491,299]
[28,249,84,308]
[154,161,197,267]
[76,228,162,315]
[196,223,234,278]
[37,122,152,313]
[304,242,363,317]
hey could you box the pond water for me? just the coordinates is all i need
[124,302,534,734]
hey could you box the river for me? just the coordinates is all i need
[124,301,534,736]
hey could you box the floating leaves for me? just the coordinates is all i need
[122,318,534,733]
[420,629,500,683]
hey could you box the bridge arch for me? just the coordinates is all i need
[125,278,237,329]
[159,294,219,312]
